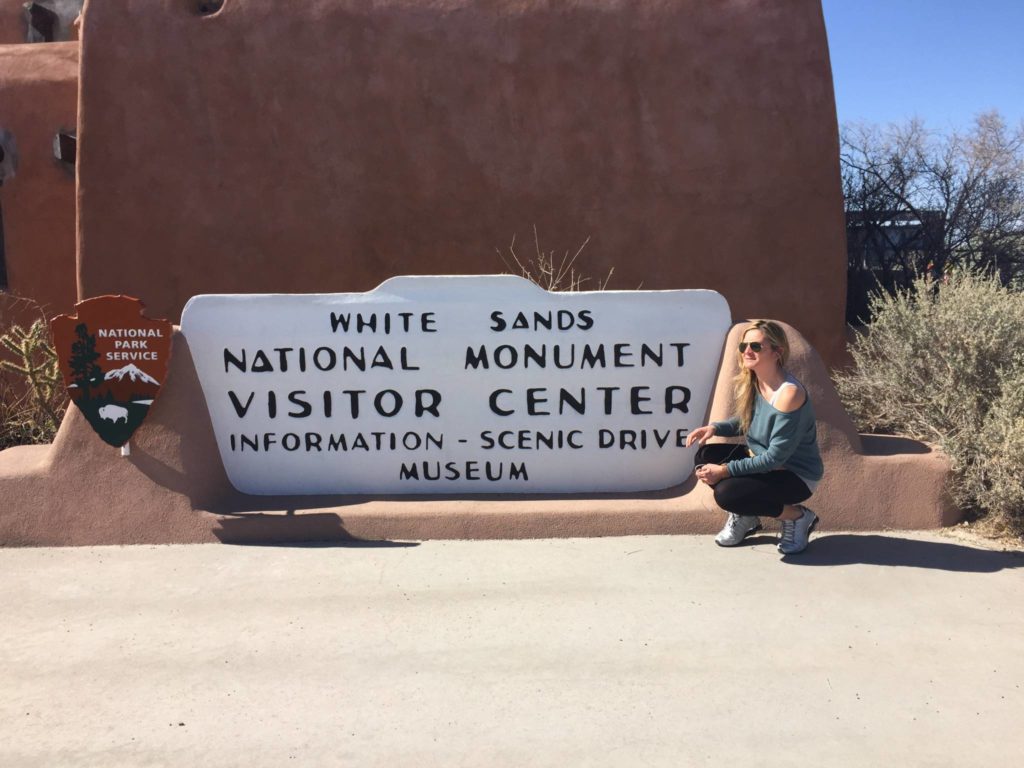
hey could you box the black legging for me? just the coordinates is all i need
[694,443,812,518]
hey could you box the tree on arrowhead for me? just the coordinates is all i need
[69,322,103,399]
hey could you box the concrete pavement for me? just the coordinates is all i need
[2,532,1022,767]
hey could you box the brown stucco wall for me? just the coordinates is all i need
[0,320,955,546]
[0,42,79,329]
[76,0,849,365]
[0,0,25,43]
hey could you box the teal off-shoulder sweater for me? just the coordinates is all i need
[711,383,824,489]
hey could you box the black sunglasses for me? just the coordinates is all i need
[738,341,767,353]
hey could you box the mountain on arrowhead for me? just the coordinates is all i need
[104,363,161,386]
[94,363,162,402]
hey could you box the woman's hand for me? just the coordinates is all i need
[685,424,717,448]
[695,463,730,486]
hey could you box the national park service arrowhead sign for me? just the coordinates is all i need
[52,296,172,447]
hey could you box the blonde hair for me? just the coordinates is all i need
[733,320,790,433]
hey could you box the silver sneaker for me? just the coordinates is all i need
[778,505,819,555]
[715,513,762,547]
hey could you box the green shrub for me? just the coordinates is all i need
[834,271,1024,536]
[974,368,1024,537]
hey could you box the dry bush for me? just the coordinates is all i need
[833,271,1024,535]
[498,226,615,292]
[973,368,1024,538]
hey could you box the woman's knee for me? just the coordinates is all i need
[694,444,715,466]
[695,443,738,467]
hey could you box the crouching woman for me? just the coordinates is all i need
[685,320,824,554]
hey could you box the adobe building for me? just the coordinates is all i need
[0,0,80,335]
[2,0,851,364]
[0,0,957,545]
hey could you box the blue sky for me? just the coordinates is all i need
[821,0,1024,130]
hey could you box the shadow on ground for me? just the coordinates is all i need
[219,539,421,549]
[212,513,420,548]
[783,534,1024,572]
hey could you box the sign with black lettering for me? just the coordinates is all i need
[180,276,730,494]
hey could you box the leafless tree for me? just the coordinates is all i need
[841,112,1024,322]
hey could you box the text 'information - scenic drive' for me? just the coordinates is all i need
[180,276,731,495]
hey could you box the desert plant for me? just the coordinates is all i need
[972,368,1024,537]
[0,319,66,447]
[498,226,614,292]
[833,270,1024,535]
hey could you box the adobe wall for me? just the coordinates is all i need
[0,320,956,546]
[0,0,24,42]
[0,42,79,331]
[0,12,18,42]
[76,0,849,366]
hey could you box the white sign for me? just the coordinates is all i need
[180,276,731,495]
